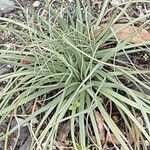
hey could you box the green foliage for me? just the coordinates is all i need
[0,0,150,149]
[143,54,149,61]
[69,101,80,111]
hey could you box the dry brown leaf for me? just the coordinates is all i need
[57,122,71,142]
[107,133,120,145]
[93,24,150,44]
[55,142,67,150]
[20,59,31,65]
[56,122,71,150]
[93,0,102,9]
[95,111,105,143]
[41,9,48,20]
[112,24,150,44]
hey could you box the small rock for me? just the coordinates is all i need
[110,0,122,7]
[0,63,12,75]
[68,0,73,3]
[33,1,40,8]
[10,118,31,149]
[19,137,32,150]
[0,0,15,15]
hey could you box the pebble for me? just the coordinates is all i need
[110,0,122,6]
[0,63,12,75]
[33,1,41,8]
[68,0,73,3]
[0,0,15,15]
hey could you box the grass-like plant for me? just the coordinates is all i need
[0,0,150,149]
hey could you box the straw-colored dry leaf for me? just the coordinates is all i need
[130,116,143,147]
[127,116,144,146]
[93,24,150,44]
[0,89,4,96]
[95,111,105,143]
[134,127,140,148]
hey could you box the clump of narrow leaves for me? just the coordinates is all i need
[0,0,150,149]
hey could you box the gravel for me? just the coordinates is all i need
[0,0,16,16]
